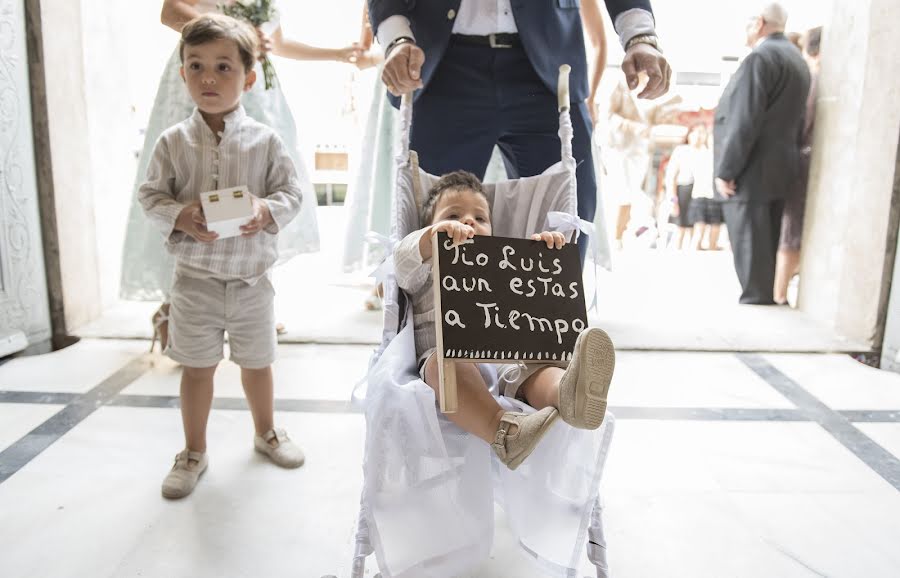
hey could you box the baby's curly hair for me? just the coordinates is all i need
[421,170,488,225]
[180,13,258,73]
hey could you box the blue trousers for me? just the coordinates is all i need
[410,37,597,262]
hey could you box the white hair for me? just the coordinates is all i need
[759,2,788,30]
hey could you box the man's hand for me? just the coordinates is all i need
[622,43,671,99]
[715,178,737,198]
[240,195,274,237]
[531,231,566,249]
[175,201,219,243]
[382,42,425,96]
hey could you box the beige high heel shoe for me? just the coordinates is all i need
[150,302,171,353]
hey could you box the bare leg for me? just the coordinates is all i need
[675,227,690,250]
[709,224,721,250]
[181,365,217,454]
[423,357,505,444]
[518,366,566,410]
[774,249,801,304]
[691,223,706,250]
[241,366,276,439]
[615,204,631,242]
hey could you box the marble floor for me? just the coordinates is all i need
[2,339,900,578]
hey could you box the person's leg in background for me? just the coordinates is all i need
[722,200,783,304]
[774,194,802,305]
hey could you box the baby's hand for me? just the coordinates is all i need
[175,201,218,243]
[531,231,566,249]
[240,195,273,237]
[431,220,475,246]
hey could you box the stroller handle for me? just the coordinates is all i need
[558,64,571,112]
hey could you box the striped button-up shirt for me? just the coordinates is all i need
[139,106,303,283]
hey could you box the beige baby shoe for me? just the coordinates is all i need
[492,406,559,470]
[254,428,305,468]
[558,328,616,430]
[161,449,208,499]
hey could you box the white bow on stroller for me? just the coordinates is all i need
[351,67,615,578]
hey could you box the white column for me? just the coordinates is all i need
[799,0,900,347]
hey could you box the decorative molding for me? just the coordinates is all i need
[0,0,51,350]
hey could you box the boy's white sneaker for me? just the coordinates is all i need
[161,449,208,499]
[254,428,305,468]
[558,328,616,430]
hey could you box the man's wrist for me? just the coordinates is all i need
[386,36,415,57]
[625,34,661,53]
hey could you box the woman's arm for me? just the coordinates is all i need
[269,26,361,63]
[160,0,202,33]
[581,0,608,125]
[353,3,383,69]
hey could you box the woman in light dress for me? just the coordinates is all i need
[122,0,361,348]
[665,123,720,250]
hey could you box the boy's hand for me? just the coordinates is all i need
[419,220,475,260]
[240,195,273,237]
[175,201,218,243]
[531,231,566,249]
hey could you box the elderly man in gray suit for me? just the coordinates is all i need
[714,2,810,304]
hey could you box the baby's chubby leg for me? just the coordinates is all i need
[518,366,566,411]
[422,356,504,444]
[423,356,559,470]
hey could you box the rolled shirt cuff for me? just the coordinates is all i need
[376,15,415,55]
[614,8,657,49]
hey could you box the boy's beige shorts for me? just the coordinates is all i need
[167,274,277,369]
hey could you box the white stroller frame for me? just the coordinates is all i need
[351,67,615,578]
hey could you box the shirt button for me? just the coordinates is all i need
[447,9,456,20]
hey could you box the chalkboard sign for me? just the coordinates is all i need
[432,232,588,364]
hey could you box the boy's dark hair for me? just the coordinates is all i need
[421,170,488,224]
[804,26,822,58]
[180,14,258,73]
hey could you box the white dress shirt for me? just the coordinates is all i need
[452,0,518,35]
[139,106,303,283]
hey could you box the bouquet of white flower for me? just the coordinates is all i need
[219,0,278,89]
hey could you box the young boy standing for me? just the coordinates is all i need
[139,14,305,499]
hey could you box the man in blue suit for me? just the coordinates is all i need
[368,0,669,260]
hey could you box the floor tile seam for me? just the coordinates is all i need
[0,356,151,485]
[737,354,900,492]
[5,392,900,422]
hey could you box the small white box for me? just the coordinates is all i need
[199,186,254,239]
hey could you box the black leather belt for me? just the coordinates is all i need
[453,33,519,48]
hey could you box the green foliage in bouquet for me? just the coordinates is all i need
[219,0,278,89]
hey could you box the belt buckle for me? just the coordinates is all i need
[489,33,513,49]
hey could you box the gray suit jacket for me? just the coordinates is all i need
[713,33,810,202]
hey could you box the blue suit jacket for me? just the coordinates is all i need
[368,0,653,102]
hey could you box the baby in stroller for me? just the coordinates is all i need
[394,169,617,470]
